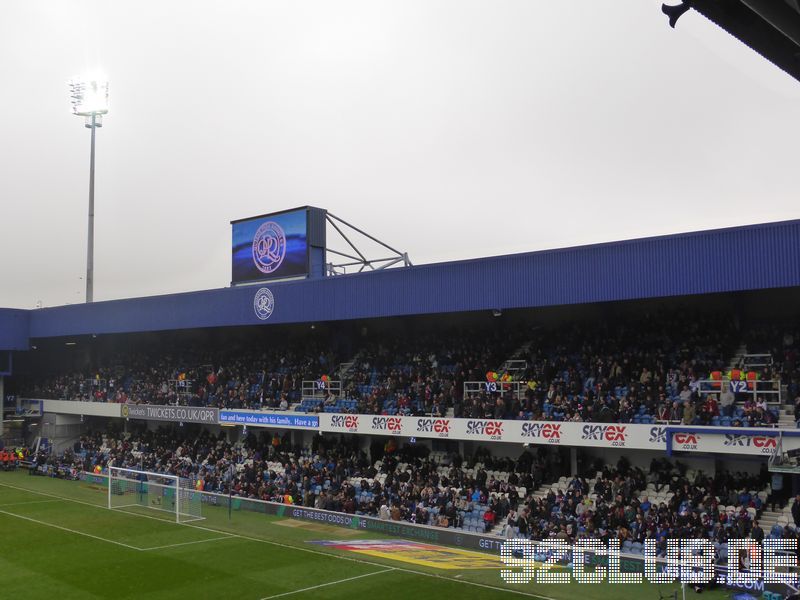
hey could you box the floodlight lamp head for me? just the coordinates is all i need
[69,77,109,117]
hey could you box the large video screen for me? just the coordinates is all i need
[232,208,308,284]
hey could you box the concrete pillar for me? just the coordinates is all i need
[570,447,578,477]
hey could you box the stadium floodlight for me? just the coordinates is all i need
[68,77,109,118]
[68,75,108,303]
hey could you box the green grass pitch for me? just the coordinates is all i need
[0,471,727,600]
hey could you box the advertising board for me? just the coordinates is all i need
[219,410,318,429]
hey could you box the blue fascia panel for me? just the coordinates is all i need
[12,219,800,338]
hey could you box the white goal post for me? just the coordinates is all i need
[108,466,203,523]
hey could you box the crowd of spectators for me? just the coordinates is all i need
[341,309,781,426]
[743,321,800,424]
[17,342,339,411]
[456,309,739,423]
[54,426,546,522]
[509,456,775,557]
[24,424,790,556]
[12,309,793,427]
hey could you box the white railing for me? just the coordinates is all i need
[301,379,342,400]
[167,379,195,405]
[84,378,107,389]
[695,379,782,403]
[498,359,527,373]
[463,380,527,399]
[739,353,773,369]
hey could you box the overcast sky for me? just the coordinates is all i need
[1,1,798,310]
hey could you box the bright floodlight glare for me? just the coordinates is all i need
[69,78,109,116]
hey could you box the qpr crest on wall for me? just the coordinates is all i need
[253,287,275,320]
[252,221,287,274]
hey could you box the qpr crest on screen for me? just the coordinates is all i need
[252,220,287,274]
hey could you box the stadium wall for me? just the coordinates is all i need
[12,219,800,341]
[40,399,121,418]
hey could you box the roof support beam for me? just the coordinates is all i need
[740,0,800,47]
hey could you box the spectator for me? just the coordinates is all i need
[682,401,696,425]
[702,395,719,422]
[483,507,496,532]
[679,386,692,404]
[792,494,800,527]
[751,520,764,543]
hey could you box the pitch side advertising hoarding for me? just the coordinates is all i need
[318,414,800,455]
[122,403,218,425]
[219,410,318,429]
[231,208,309,284]
[29,399,800,455]
[666,427,800,455]
[320,414,660,449]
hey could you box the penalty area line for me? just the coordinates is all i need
[259,568,395,599]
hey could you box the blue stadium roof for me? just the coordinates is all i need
[2,219,800,350]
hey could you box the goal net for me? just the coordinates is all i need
[108,466,203,523]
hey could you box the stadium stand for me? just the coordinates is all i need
[13,308,794,428]
[17,341,340,409]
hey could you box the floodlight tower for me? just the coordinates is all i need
[69,77,109,303]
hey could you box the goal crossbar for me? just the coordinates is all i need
[108,466,203,524]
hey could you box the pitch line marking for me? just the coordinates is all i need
[0,507,144,551]
[259,568,395,599]
[0,499,60,508]
[0,481,556,600]
[141,535,235,551]
[0,484,234,552]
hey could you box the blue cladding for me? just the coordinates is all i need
[0,309,30,350]
[5,219,800,343]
